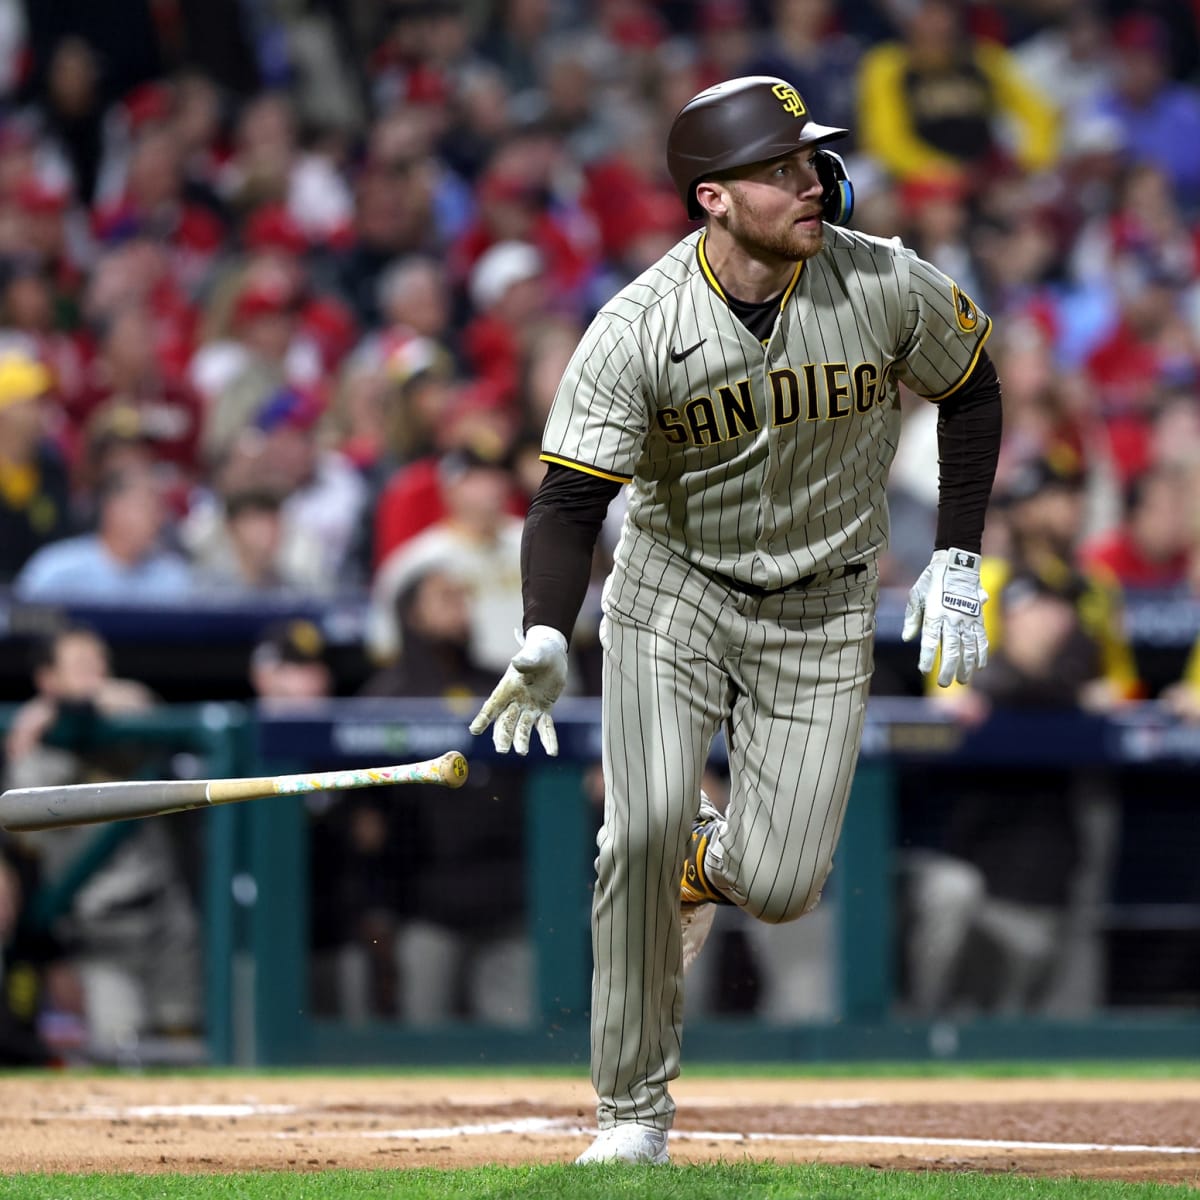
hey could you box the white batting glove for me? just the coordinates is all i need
[468,625,568,755]
[901,548,989,688]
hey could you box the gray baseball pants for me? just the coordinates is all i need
[590,537,877,1129]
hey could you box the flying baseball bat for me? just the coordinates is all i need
[0,750,469,832]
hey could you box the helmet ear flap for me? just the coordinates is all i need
[814,148,854,226]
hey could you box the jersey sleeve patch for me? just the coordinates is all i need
[893,253,993,401]
[952,285,980,332]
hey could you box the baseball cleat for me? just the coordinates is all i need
[574,1122,669,1164]
[680,793,733,905]
[681,899,717,970]
[680,821,731,904]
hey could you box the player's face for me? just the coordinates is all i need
[721,149,825,261]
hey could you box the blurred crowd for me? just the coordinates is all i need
[0,0,1193,685]
[4,0,1200,1050]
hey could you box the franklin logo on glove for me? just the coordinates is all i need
[943,593,981,616]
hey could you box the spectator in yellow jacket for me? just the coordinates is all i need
[858,0,1059,185]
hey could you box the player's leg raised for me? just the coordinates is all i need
[708,566,878,924]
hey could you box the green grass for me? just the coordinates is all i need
[0,1166,1196,1200]
[5,1059,1200,1082]
[0,1063,1194,1196]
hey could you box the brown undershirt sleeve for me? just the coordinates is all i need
[522,463,621,637]
[934,349,1003,554]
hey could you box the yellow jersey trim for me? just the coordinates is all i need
[696,233,804,311]
[697,232,725,301]
[777,260,804,311]
[923,317,994,402]
[540,453,632,485]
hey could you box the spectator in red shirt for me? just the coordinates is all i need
[242,202,310,271]
[194,274,301,464]
[461,240,548,407]
[368,337,465,569]
[373,383,522,572]
[327,328,455,508]
[92,126,226,294]
[581,107,690,275]
[200,203,357,390]
[69,304,204,488]
[83,233,200,385]
[448,139,593,310]
[1084,273,1197,484]
[691,0,759,90]
[219,92,355,245]
[1081,466,1192,589]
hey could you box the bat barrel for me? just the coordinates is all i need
[0,779,210,832]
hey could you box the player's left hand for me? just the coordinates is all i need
[902,548,989,687]
[469,625,568,755]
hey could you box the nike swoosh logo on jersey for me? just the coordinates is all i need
[670,339,707,363]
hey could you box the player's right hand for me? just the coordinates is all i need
[469,624,568,755]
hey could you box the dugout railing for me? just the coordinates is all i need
[244,698,1200,1067]
[3,698,1200,1066]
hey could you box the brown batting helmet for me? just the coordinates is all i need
[667,76,849,219]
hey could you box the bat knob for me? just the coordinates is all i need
[440,751,469,788]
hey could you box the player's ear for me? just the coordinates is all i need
[694,179,730,218]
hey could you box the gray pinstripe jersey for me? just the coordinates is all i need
[541,225,991,590]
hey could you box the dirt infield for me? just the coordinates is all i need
[2,1074,1199,1185]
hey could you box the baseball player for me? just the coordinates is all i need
[470,76,1002,1164]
